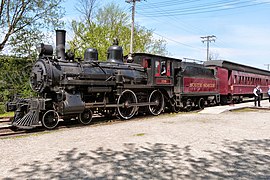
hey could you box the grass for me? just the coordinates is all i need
[1,131,53,140]
[162,121,175,124]
[167,111,197,117]
[231,108,257,112]
[134,133,146,136]
[0,111,14,118]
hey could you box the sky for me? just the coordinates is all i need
[63,0,270,70]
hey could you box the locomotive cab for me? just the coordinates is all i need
[131,53,180,87]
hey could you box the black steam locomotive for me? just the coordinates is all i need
[7,30,220,129]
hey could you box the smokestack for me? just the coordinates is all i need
[56,30,66,60]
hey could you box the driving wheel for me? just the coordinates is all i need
[148,90,164,115]
[117,90,138,120]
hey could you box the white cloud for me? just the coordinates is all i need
[159,22,270,70]
[227,25,270,46]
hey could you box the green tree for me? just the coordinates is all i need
[0,0,65,56]
[69,2,168,60]
[0,56,34,102]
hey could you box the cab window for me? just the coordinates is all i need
[155,61,161,76]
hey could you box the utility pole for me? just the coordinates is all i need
[264,64,270,71]
[201,35,216,61]
[126,0,141,61]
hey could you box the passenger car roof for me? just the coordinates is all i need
[204,60,270,76]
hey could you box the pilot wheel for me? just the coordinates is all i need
[79,109,93,125]
[42,110,59,130]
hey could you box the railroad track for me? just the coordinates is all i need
[0,111,174,138]
[0,118,11,123]
[0,117,27,137]
[0,115,125,138]
[0,128,30,137]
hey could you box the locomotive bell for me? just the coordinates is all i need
[107,38,123,63]
[84,48,98,62]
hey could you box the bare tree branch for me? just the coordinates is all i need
[75,0,97,24]
[0,0,5,22]
[6,0,10,27]
[0,0,64,52]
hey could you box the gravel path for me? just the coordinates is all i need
[0,109,270,179]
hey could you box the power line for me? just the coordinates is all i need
[140,0,201,8]
[128,0,268,65]
[141,0,199,6]
[135,4,221,59]
[139,0,268,14]
[140,0,237,11]
[137,2,209,35]
[154,31,204,51]
[137,1,270,17]
[125,1,205,54]
[134,3,252,62]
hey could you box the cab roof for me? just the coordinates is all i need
[125,53,182,62]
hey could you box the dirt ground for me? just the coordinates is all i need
[0,109,270,179]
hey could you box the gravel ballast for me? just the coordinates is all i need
[0,110,270,179]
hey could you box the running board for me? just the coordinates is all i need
[85,101,159,108]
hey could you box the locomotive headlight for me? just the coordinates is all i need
[37,43,53,56]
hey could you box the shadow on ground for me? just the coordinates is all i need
[4,139,270,179]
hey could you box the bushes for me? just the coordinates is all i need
[0,55,34,103]
[0,103,5,114]
[0,56,35,116]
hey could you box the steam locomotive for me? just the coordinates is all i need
[7,30,221,129]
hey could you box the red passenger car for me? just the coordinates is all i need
[204,60,270,104]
